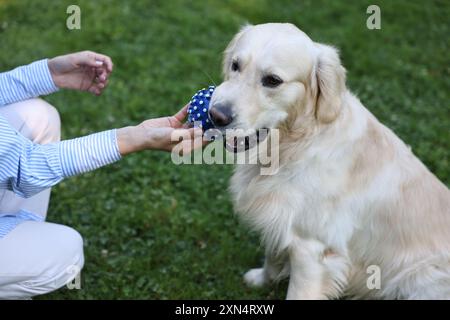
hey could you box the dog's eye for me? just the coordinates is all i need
[231,61,240,72]
[262,75,283,88]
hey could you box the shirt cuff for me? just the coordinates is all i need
[59,129,122,177]
[0,59,59,106]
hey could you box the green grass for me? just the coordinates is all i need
[0,0,448,299]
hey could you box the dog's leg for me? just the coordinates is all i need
[287,237,349,300]
[244,252,288,288]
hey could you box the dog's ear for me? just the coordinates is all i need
[222,24,252,78]
[311,43,346,123]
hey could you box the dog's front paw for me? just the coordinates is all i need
[243,268,268,288]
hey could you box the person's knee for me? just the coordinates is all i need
[23,98,61,144]
[20,225,84,297]
[0,98,61,144]
[38,226,84,291]
[0,223,84,299]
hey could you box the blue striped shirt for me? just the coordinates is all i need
[0,59,122,237]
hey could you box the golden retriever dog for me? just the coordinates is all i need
[207,23,450,299]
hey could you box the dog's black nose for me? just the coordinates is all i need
[209,103,233,127]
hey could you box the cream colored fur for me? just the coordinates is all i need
[212,23,450,299]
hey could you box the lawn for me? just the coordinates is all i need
[0,0,448,299]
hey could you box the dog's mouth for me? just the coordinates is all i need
[203,127,269,153]
[222,128,269,153]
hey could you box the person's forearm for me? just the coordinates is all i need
[116,123,193,155]
[0,59,59,106]
[0,114,121,198]
[116,126,148,156]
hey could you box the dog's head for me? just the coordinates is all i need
[209,23,346,142]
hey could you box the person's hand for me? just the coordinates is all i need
[116,105,205,156]
[48,51,113,95]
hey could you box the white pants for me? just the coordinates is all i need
[0,99,84,299]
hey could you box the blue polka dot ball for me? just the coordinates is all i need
[188,86,215,131]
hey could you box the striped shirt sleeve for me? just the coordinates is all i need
[0,115,121,198]
[0,59,59,106]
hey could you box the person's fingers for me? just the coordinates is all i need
[88,87,98,95]
[88,83,103,95]
[168,127,208,154]
[173,137,196,154]
[91,79,108,94]
[186,127,205,151]
[184,127,196,138]
[182,121,194,129]
[193,127,203,137]
[93,52,113,73]
[173,104,190,123]
[189,127,209,147]
[75,51,113,73]
[174,127,195,139]
[170,127,197,143]
[97,72,107,83]
[74,51,103,68]
[95,67,108,82]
